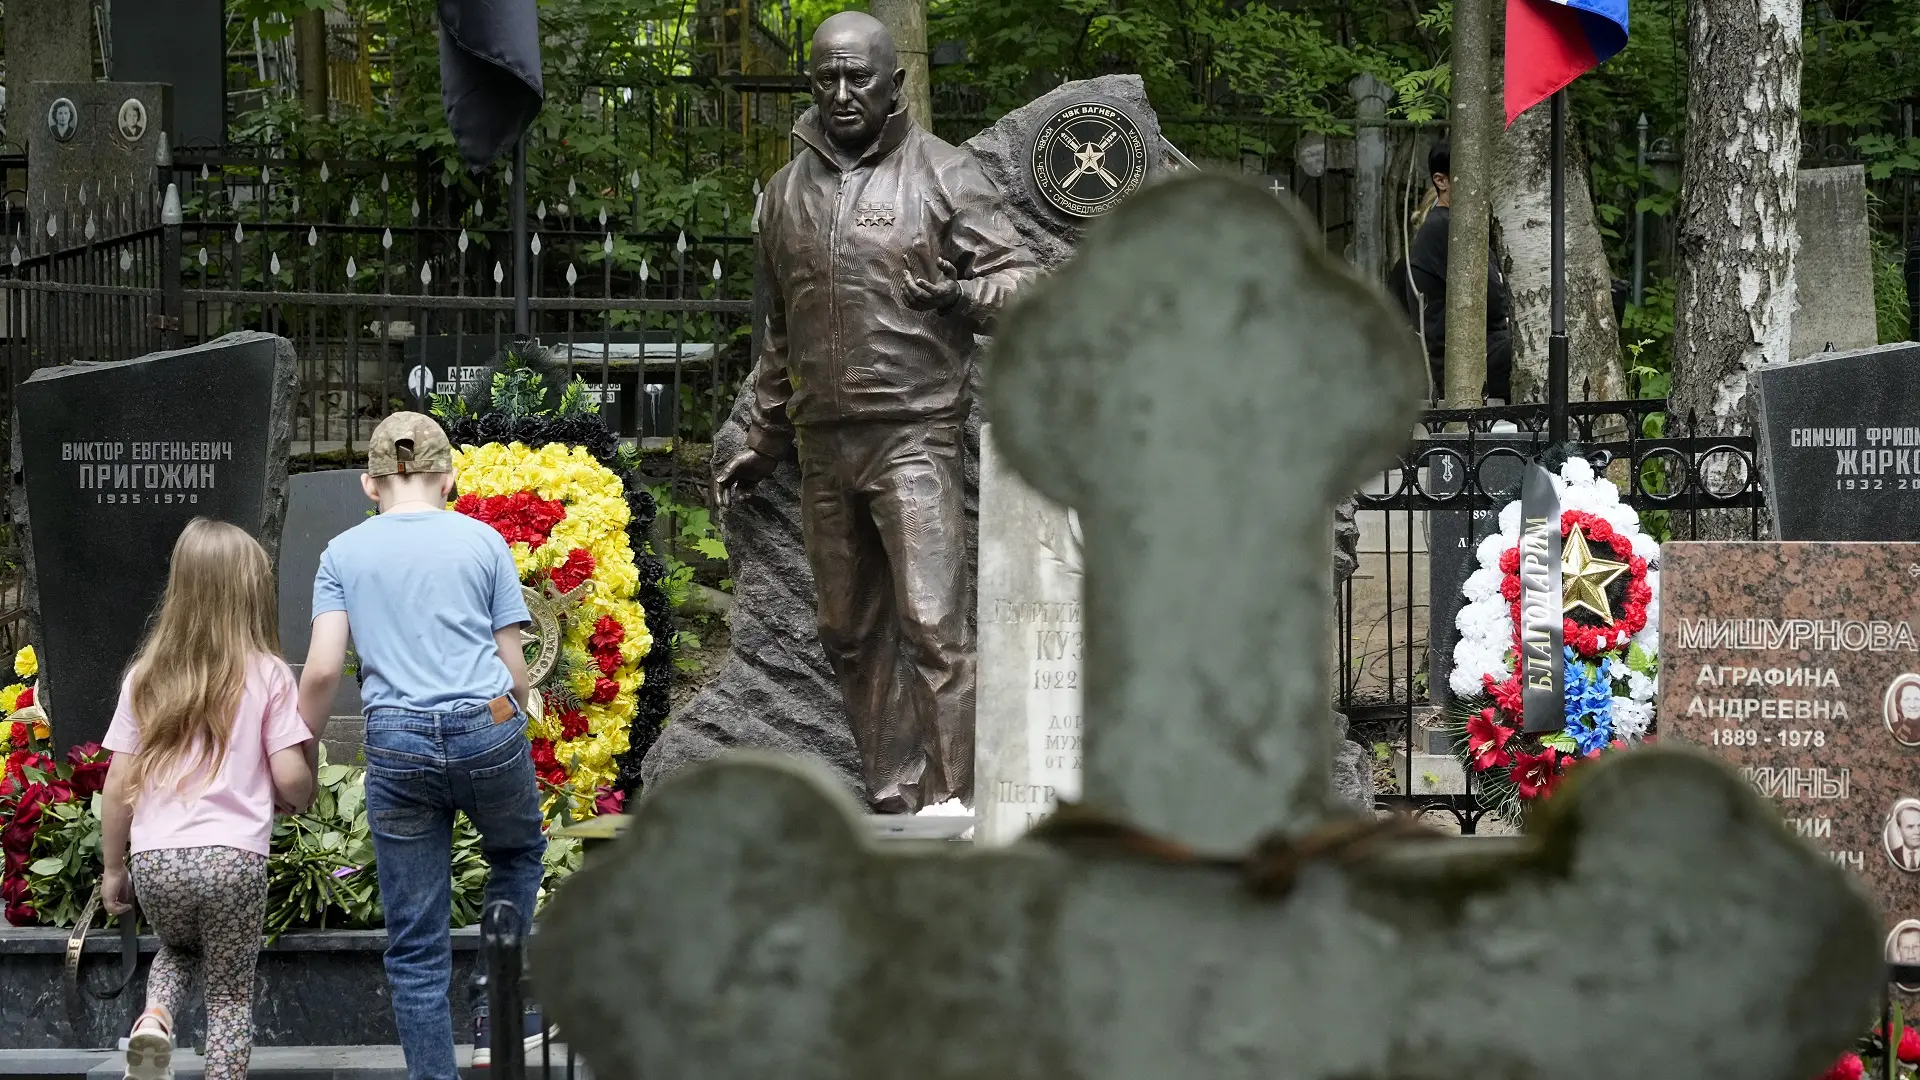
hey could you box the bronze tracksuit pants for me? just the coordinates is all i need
[797,419,973,812]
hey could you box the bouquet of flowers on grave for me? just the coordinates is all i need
[1443,456,1661,822]
[433,344,671,819]
[0,645,115,926]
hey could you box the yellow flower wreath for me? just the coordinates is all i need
[453,442,654,812]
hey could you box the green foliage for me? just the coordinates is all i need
[929,0,1449,137]
[26,795,106,929]
[1874,233,1913,345]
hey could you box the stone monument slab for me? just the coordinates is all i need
[1754,342,1920,540]
[279,470,375,759]
[1791,166,1879,360]
[1425,433,1532,706]
[11,332,296,751]
[1661,540,1920,990]
[27,82,170,202]
[974,427,1083,842]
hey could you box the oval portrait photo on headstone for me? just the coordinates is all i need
[1887,674,1920,747]
[47,98,80,144]
[116,98,148,142]
[1028,101,1147,219]
[1890,919,1920,991]
[1886,798,1920,872]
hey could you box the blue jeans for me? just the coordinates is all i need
[363,702,546,1080]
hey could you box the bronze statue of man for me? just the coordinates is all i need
[716,11,1038,813]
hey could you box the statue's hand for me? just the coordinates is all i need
[714,447,782,510]
[901,257,963,312]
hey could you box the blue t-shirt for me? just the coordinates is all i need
[312,510,531,714]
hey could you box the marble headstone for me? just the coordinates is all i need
[278,470,375,760]
[1661,541,1920,995]
[1755,342,1920,541]
[12,332,297,751]
[974,428,1083,842]
[1791,167,1879,360]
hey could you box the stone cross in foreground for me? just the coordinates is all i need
[531,174,1881,1080]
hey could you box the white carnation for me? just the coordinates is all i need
[1463,566,1504,602]
[1611,697,1654,741]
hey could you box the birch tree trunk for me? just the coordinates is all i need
[1492,105,1627,405]
[1667,0,1802,538]
[1443,0,1495,408]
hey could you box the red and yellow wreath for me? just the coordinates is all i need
[453,442,653,815]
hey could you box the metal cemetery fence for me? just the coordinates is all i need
[1341,393,1767,833]
[2,151,759,456]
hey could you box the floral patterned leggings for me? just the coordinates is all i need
[129,847,268,1080]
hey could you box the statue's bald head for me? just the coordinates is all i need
[809,11,904,153]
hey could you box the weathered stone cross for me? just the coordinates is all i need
[531,174,1880,1080]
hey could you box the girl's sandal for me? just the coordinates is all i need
[123,1007,174,1080]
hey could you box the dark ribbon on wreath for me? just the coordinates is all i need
[1517,462,1564,733]
[64,886,141,1039]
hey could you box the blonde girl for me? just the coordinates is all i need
[99,519,317,1080]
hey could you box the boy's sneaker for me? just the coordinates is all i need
[471,1004,491,1069]
[123,1008,173,1080]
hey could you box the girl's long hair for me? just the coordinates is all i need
[122,518,279,802]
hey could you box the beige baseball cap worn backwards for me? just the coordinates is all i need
[367,412,454,477]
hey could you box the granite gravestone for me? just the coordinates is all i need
[27,82,169,200]
[279,470,374,760]
[1426,433,1531,708]
[1791,167,1879,360]
[12,332,296,751]
[1755,342,1920,541]
[1661,541,1920,1001]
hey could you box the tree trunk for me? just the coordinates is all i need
[869,0,931,129]
[295,9,329,118]
[1667,0,1801,538]
[1443,0,1494,408]
[1492,104,1627,405]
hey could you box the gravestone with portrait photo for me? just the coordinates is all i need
[1661,541,1920,996]
[11,332,297,752]
[1754,342,1920,541]
[26,81,169,200]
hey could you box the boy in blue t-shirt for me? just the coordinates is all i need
[299,412,542,1080]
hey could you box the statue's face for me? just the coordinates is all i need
[810,29,897,152]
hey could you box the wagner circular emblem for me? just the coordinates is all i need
[520,584,563,687]
[1029,101,1147,219]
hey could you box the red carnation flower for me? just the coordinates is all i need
[1498,548,1520,575]
[589,616,624,653]
[17,686,36,710]
[1485,672,1525,717]
[595,650,622,676]
[457,491,567,548]
[558,708,589,741]
[1820,1052,1865,1080]
[1509,747,1561,800]
[6,724,23,750]
[1466,708,1514,772]
[1900,1028,1920,1064]
[549,548,596,594]
[589,677,620,705]
[530,738,557,767]
[454,494,482,515]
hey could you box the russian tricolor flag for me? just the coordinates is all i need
[1505,0,1629,125]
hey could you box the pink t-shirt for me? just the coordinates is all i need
[101,654,313,856]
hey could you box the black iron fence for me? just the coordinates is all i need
[1341,395,1765,833]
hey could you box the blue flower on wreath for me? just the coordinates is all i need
[1562,646,1615,755]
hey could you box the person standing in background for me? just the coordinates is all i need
[1387,141,1514,403]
